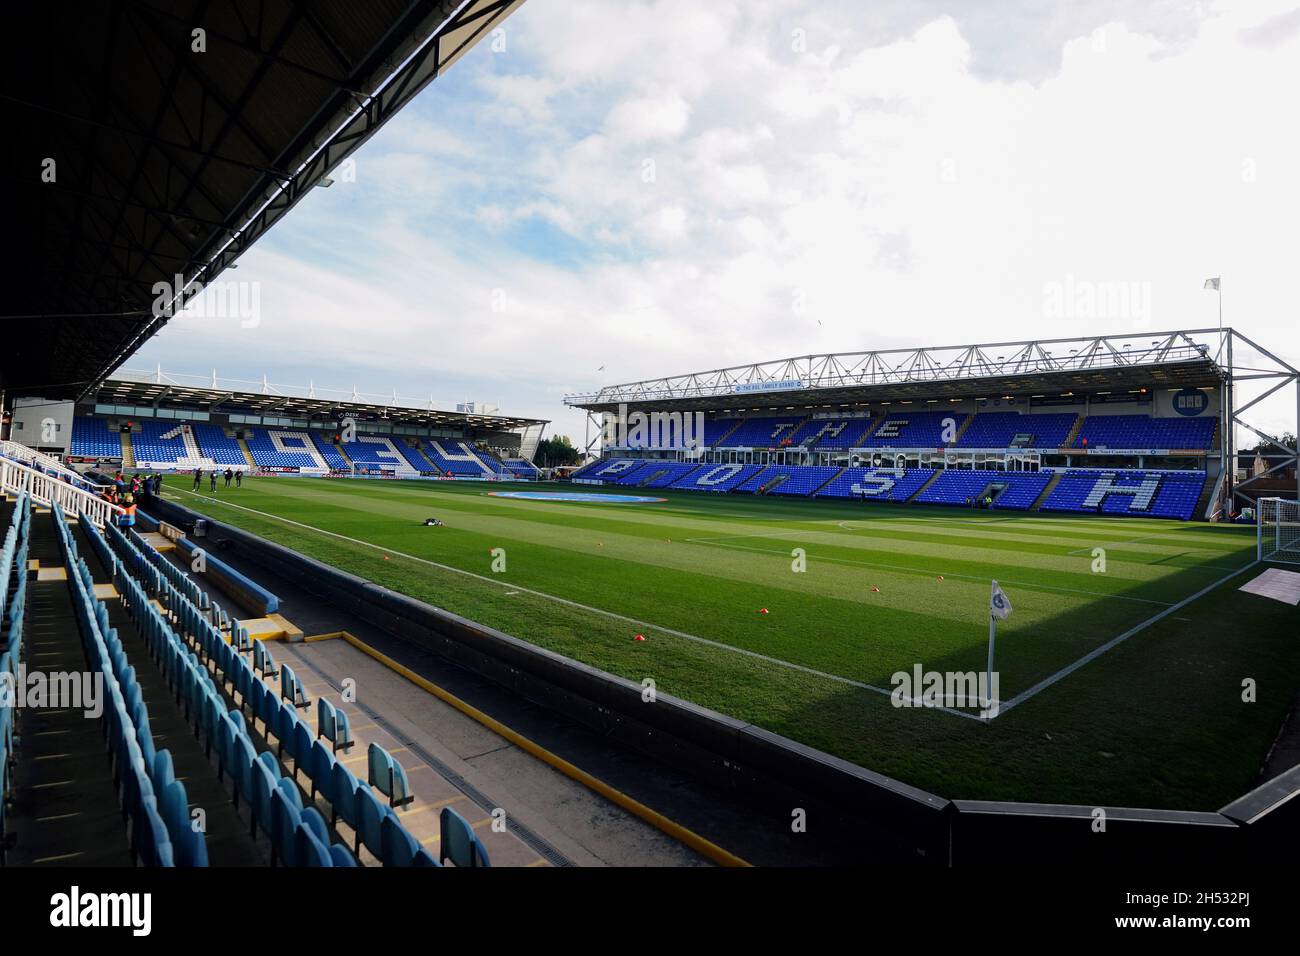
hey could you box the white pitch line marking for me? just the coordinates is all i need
[170,489,981,720]
[688,536,1179,607]
[995,560,1260,718]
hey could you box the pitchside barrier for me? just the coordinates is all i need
[145,496,1300,865]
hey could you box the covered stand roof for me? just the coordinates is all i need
[2,0,525,398]
[92,370,546,432]
[564,330,1228,414]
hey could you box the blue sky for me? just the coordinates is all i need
[136,0,1300,444]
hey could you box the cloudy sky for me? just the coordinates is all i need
[136,0,1300,444]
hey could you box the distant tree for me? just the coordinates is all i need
[536,435,581,467]
[1247,432,1297,454]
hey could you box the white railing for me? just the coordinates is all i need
[0,439,85,482]
[1,457,122,529]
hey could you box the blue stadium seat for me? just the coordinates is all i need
[736,465,841,496]
[713,416,806,448]
[669,462,765,492]
[1073,415,1216,451]
[915,470,1052,510]
[192,424,247,465]
[317,698,354,753]
[381,812,421,867]
[367,742,414,808]
[440,806,490,867]
[245,428,332,470]
[816,467,936,502]
[424,439,496,476]
[1039,469,1207,520]
[783,418,876,449]
[955,412,1079,449]
[861,410,967,447]
[69,416,123,458]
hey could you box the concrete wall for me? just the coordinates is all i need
[144,495,1300,865]
[8,397,74,453]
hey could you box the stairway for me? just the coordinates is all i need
[120,428,136,468]
[711,419,744,448]
[1195,470,1221,521]
[413,442,445,475]
[758,473,791,495]
[80,528,265,864]
[1059,414,1084,451]
[237,435,257,469]
[1030,471,1064,511]
[949,413,975,445]
[4,513,132,865]
[854,414,886,444]
[811,466,847,496]
[908,469,944,502]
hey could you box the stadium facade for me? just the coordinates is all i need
[565,328,1299,521]
[4,367,547,481]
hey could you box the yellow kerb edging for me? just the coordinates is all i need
[335,632,751,868]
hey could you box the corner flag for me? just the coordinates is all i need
[990,580,1013,620]
[1203,277,1220,291]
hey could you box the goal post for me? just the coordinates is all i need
[1258,498,1300,565]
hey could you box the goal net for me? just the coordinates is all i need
[1258,498,1300,565]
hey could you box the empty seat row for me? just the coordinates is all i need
[1073,415,1216,450]
[954,412,1080,449]
[53,504,184,865]
[914,470,1052,510]
[110,516,490,866]
[738,465,841,496]
[0,494,32,855]
[87,513,364,867]
[69,417,123,458]
[1039,470,1207,520]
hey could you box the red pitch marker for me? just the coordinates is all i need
[759,608,769,615]
[870,585,880,592]
[634,634,646,642]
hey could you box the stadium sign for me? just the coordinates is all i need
[1084,448,1171,456]
[733,379,801,394]
[1172,388,1209,416]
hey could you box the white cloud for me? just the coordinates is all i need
[137,0,1300,443]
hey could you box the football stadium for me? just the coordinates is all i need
[2,0,1299,928]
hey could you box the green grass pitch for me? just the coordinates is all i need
[162,476,1299,810]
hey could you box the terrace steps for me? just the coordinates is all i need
[1030,471,1064,511]
[120,429,136,468]
[950,413,975,444]
[413,442,444,473]
[710,419,744,448]
[1059,414,1084,451]
[811,466,847,496]
[1194,471,1219,520]
[907,469,945,503]
[855,414,886,444]
[237,435,257,469]
[756,472,790,495]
